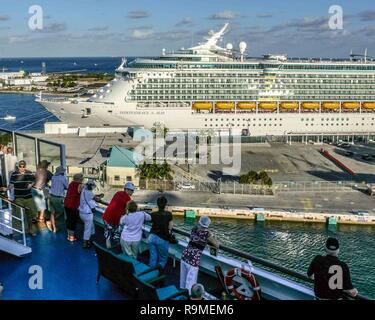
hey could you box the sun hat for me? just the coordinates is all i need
[198,216,211,228]
[54,166,66,175]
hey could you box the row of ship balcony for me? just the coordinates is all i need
[191,101,375,113]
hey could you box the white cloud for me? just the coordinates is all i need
[208,11,240,20]
[131,29,153,40]
[128,10,150,19]
[176,17,193,27]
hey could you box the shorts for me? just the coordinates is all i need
[104,223,122,246]
[49,196,65,214]
[31,188,47,211]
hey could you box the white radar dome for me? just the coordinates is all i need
[226,43,233,50]
[239,41,247,54]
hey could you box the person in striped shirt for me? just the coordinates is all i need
[8,160,37,236]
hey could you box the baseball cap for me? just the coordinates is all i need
[326,237,339,251]
[325,237,340,256]
[124,182,135,191]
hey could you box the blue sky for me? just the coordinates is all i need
[0,0,375,57]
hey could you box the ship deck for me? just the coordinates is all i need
[0,217,222,300]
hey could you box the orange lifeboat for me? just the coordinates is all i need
[302,102,320,110]
[322,102,340,110]
[362,102,375,110]
[259,102,277,110]
[192,102,212,110]
[237,102,256,110]
[280,102,299,110]
[342,102,360,110]
[216,101,235,110]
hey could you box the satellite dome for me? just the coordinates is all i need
[226,43,233,50]
[239,41,247,54]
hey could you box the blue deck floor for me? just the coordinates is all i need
[0,216,222,300]
[0,222,126,300]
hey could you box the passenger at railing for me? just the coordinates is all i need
[7,160,37,236]
[64,173,84,242]
[190,283,205,300]
[79,179,103,249]
[307,237,358,300]
[46,166,68,233]
[180,216,219,294]
[148,196,173,269]
[32,160,53,226]
[119,200,151,259]
[4,147,18,184]
[102,182,135,249]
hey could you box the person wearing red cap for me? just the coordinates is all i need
[307,237,358,300]
[103,182,135,248]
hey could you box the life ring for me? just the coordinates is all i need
[224,268,261,300]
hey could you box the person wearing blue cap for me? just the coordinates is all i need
[307,237,358,300]
[103,181,135,248]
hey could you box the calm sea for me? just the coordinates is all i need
[0,57,374,298]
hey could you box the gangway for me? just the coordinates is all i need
[0,197,32,257]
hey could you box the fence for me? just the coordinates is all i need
[136,179,357,195]
[274,180,356,193]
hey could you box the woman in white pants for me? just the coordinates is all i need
[180,216,219,293]
[79,180,101,248]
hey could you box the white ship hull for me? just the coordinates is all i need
[37,24,375,137]
[39,99,375,137]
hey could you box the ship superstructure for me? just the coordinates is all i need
[38,24,375,137]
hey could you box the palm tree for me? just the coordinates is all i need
[136,161,174,189]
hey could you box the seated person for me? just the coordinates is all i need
[190,283,205,300]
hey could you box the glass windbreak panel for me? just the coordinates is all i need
[38,139,63,170]
[0,130,13,149]
[15,134,37,171]
[0,130,15,186]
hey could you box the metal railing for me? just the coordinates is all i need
[97,199,370,300]
[171,226,370,300]
[0,196,27,247]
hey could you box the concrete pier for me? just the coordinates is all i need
[138,205,375,226]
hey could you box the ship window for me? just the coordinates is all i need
[114,175,120,181]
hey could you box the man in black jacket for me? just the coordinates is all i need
[307,237,358,300]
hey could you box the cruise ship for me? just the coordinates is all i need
[37,23,375,137]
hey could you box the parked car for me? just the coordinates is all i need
[345,151,354,157]
[338,142,351,148]
[361,154,373,161]
[350,210,370,216]
[142,201,157,210]
[178,182,196,190]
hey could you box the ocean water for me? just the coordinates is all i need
[0,93,58,131]
[0,57,374,299]
[0,57,124,74]
[175,217,375,298]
